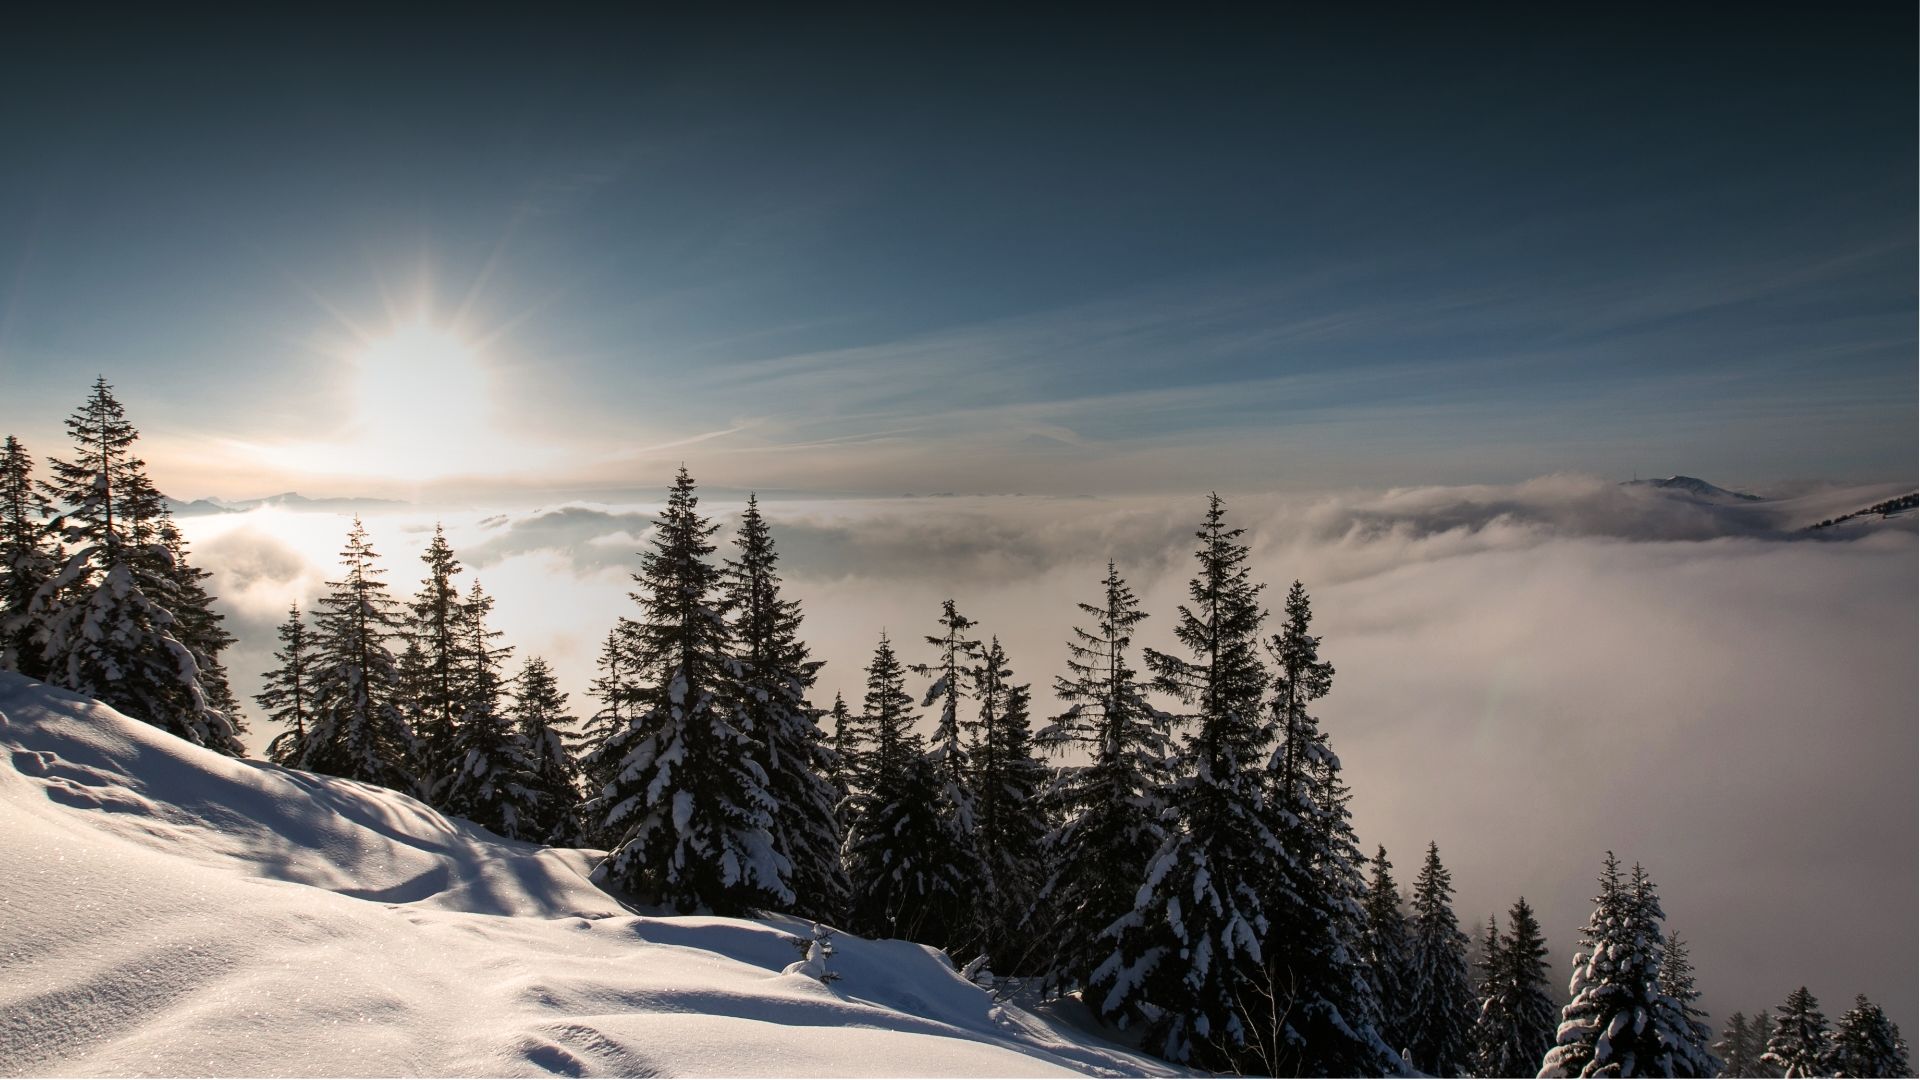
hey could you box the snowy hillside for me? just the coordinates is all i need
[0,673,1174,1078]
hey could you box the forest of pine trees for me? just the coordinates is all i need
[3,378,1911,1079]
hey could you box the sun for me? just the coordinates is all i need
[350,321,498,480]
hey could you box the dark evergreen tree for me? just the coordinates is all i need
[1362,845,1417,1058]
[302,517,418,790]
[911,599,987,951]
[1250,579,1396,1076]
[721,494,846,922]
[0,435,58,678]
[843,633,973,945]
[1472,896,1557,1078]
[825,691,862,800]
[589,468,787,913]
[1717,1013,1757,1078]
[258,603,315,766]
[407,524,466,791]
[1404,841,1477,1077]
[1750,1011,1785,1079]
[510,656,583,844]
[572,621,637,845]
[435,580,540,839]
[1034,561,1173,999]
[1829,995,1910,1079]
[1542,856,1711,1078]
[1658,931,1721,1075]
[1762,988,1832,1079]
[1473,913,1507,1078]
[31,378,241,753]
[1091,493,1277,1070]
[969,639,1048,972]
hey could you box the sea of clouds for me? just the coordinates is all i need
[180,472,1917,1038]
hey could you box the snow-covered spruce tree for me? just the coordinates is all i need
[509,656,583,844]
[910,598,988,950]
[1829,995,1910,1078]
[843,633,973,945]
[1658,931,1720,1075]
[1541,856,1710,1078]
[302,517,418,791]
[258,603,315,765]
[1634,871,1718,1078]
[406,524,467,794]
[1471,895,1558,1077]
[591,468,788,914]
[1749,1011,1784,1079]
[969,638,1049,973]
[0,435,59,679]
[571,621,637,845]
[31,378,241,753]
[435,580,541,839]
[1472,913,1507,1078]
[1762,987,1832,1078]
[1250,578,1397,1076]
[1362,844,1417,1058]
[1033,561,1173,999]
[1090,493,1277,1070]
[721,494,846,922]
[1404,841,1477,1077]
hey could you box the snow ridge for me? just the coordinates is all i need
[0,671,1173,1077]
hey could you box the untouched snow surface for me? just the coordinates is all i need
[0,672,1173,1077]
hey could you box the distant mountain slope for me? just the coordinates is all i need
[1619,475,1763,501]
[167,491,409,516]
[1809,491,1919,531]
[0,673,1170,1078]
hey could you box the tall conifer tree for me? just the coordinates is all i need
[303,517,417,790]
[590,469,787,913]
[1762,987,1832,1079]
[31,378,241,753]
[1250,579,1395,1076]
[572,621,637,845]
[1404,841,1477,1077]
[0,435,57,678]
[969,638,1048,972]
[407,524,467,791]
[1470,896,1557,1077]
[721,494,846,922]
[1829,995,1910,1079]
[844,633,974,945]
[1658,931,1720,1075]
[510,656,583,844]
[1034,561,1173,999]
[1091,493,1277,1070]
[1362,845,1417,1058]
[435,580,541,839]
[1542,856,1712,1078]
[258,603,315,765]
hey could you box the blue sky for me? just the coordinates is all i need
[0,7,1912,497]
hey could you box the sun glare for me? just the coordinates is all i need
[350,321,499,481]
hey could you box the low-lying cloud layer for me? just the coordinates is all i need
[181,474,1918,1039]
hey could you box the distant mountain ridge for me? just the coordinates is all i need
[1809,491,1918,531]
[1620,475,1764,502]
[166,491,408,516]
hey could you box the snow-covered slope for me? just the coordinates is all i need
[0,673,1173,1078]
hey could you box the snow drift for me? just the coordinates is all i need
[0,672,1172,1077]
